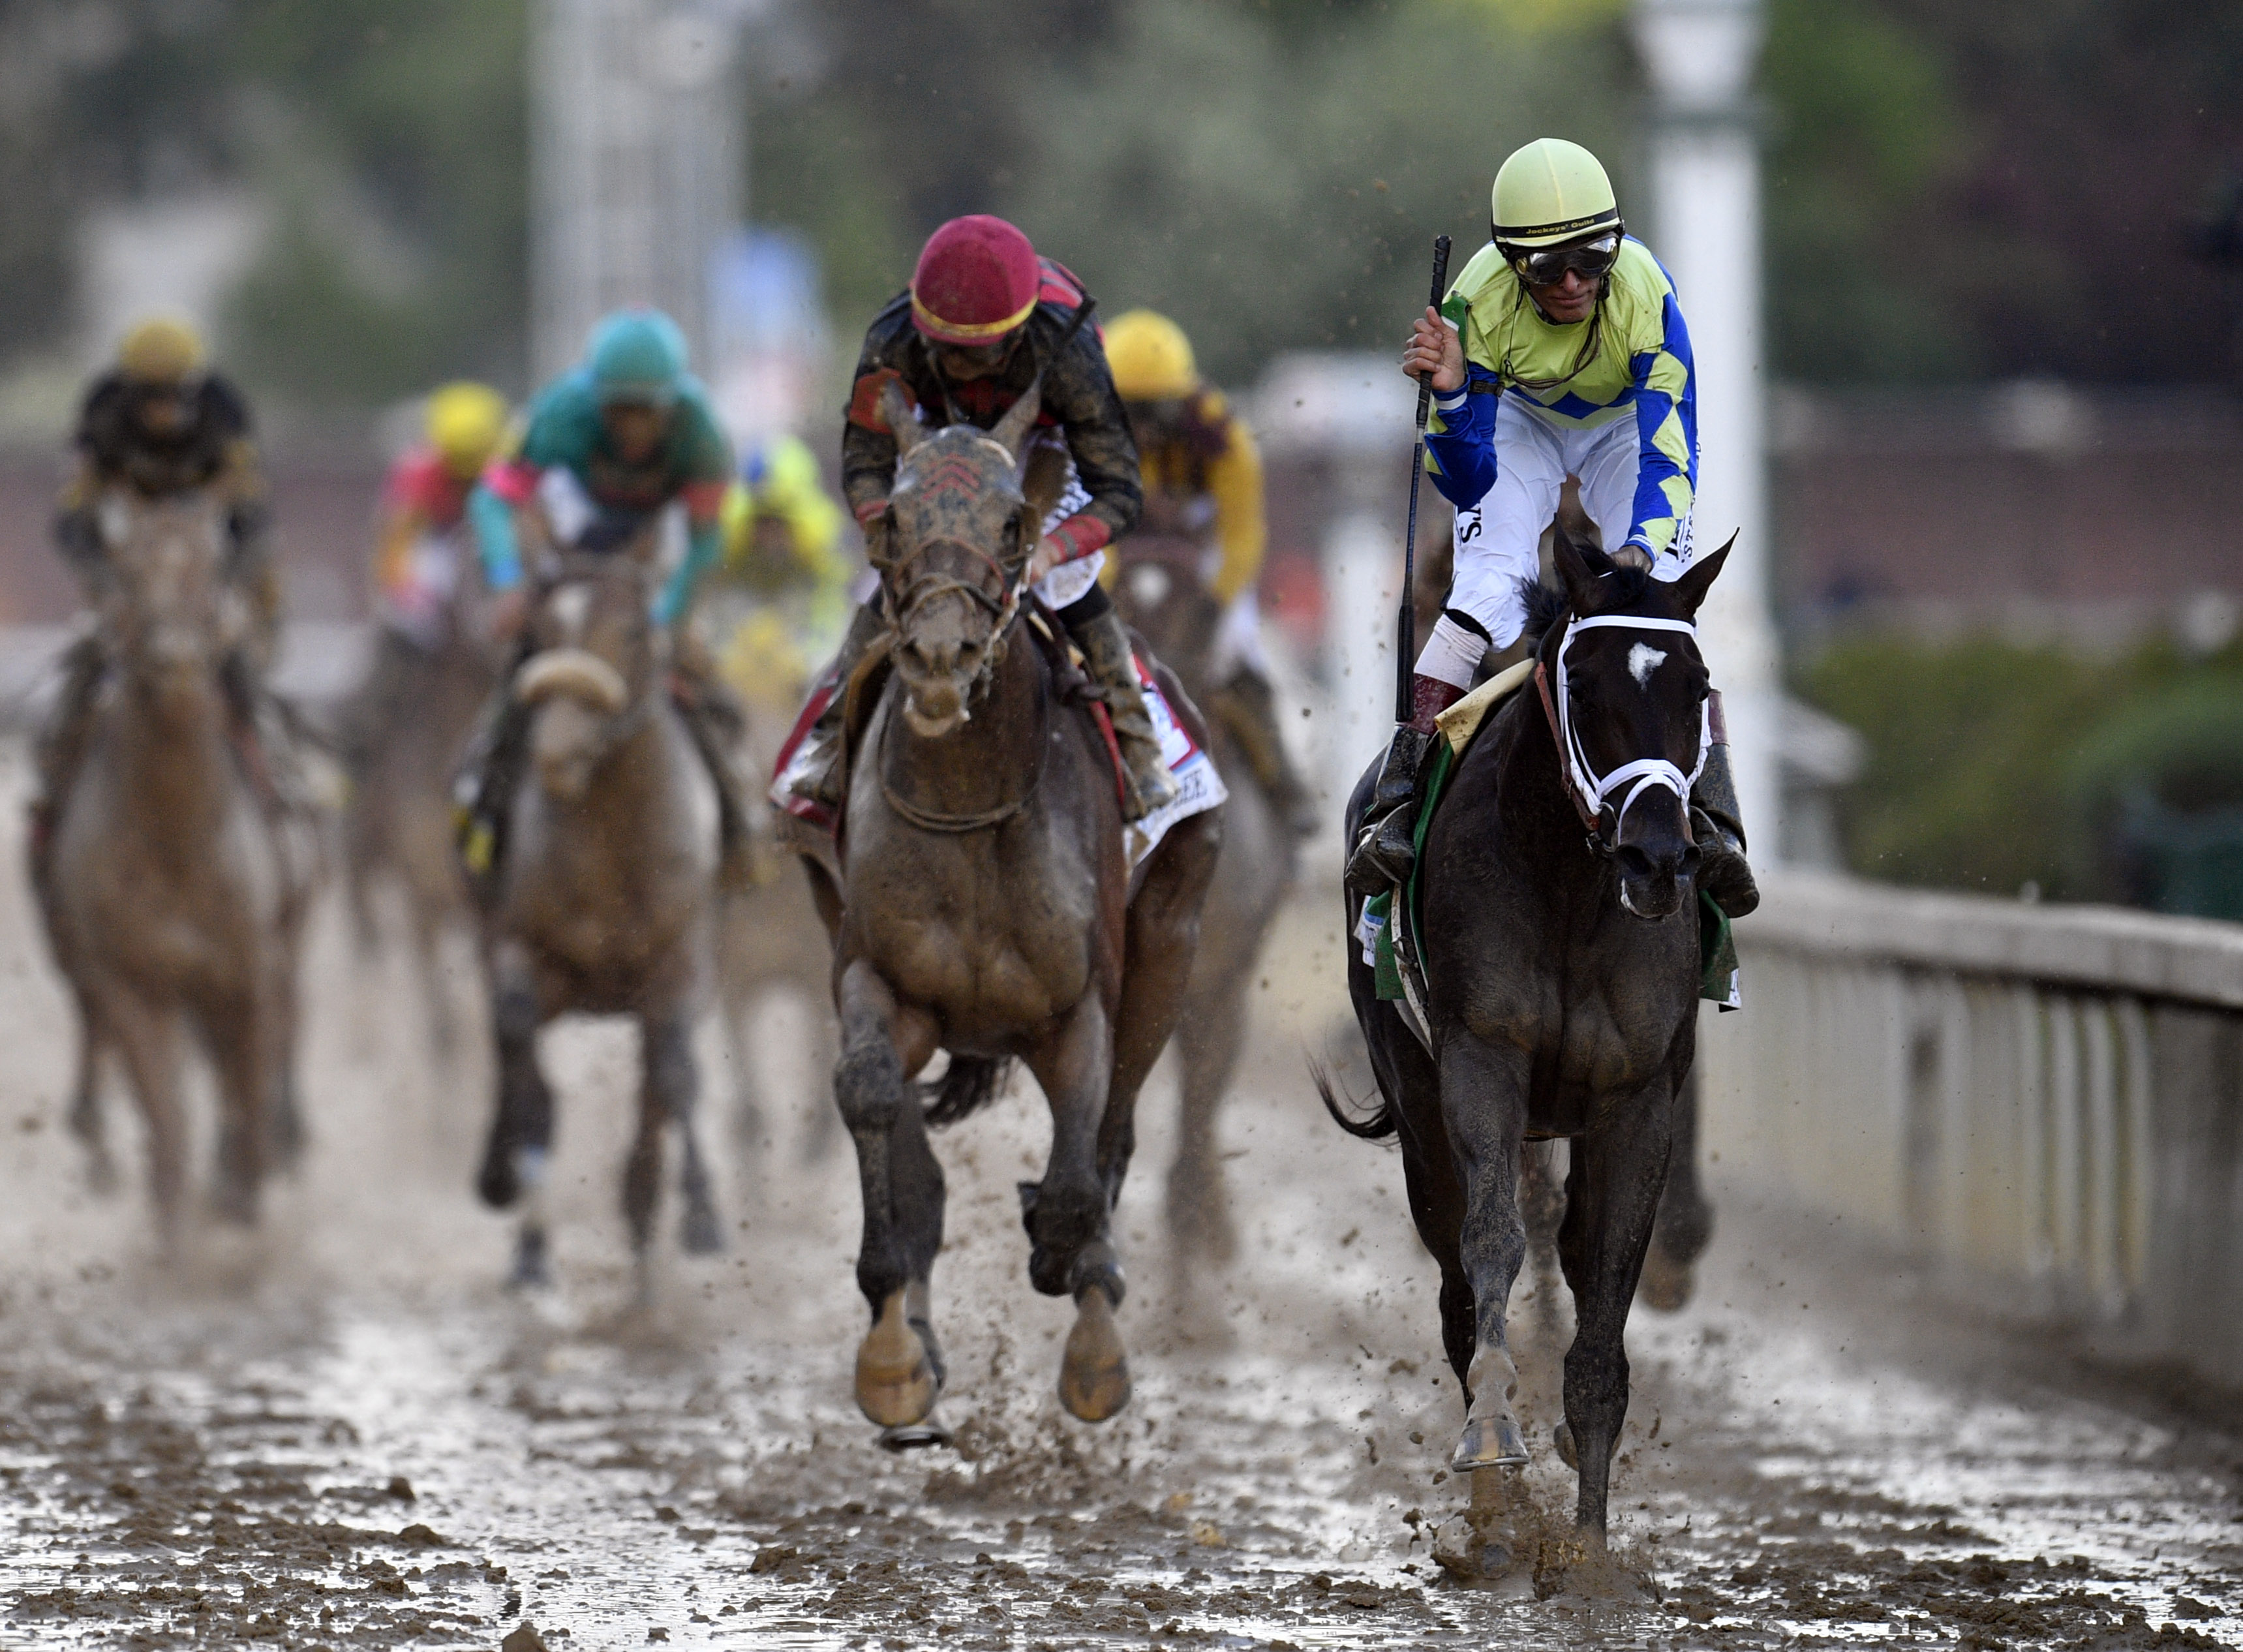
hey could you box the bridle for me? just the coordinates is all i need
[1534,613,1709,857]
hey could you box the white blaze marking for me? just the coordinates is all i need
[553,585,591,642]
[1628,641,1666,688]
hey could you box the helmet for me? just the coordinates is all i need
[587,309,689,406]
[1491,138,1621,251]
[117,316,207,386]
[1105,310,1197,401]
[425,381,510,478]
[910,215,1041,346]
[744,432,821,508]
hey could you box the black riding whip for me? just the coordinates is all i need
[1396,234,1452,723]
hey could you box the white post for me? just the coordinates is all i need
[1633,0,1782,857]
[530,0,744,381]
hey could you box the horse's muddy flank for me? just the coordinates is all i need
[1,766,2240,1648]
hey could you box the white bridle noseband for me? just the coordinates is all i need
[1553,614,1709,843]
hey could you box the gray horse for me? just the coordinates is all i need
[471,545,725,1291]
[44,491,315,1234]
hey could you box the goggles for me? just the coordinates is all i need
[1503,231,1622,288]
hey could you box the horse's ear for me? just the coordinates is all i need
[863,503,898,569]
[1668,534,1733,619]
[879,379,926,457]
[989,376,1043,461]
[1550,519,1602,614]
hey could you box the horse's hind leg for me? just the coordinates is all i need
[834,960,942,1431]
[476,949,556,1285]
[1640,1063,1714,1312]
[1165,975,1249,1268]
[1554,1077,1675,1538]
[1437,1035,1534,1474]
[635,1009,722,1271]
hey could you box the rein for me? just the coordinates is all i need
[1533,613,1709,856]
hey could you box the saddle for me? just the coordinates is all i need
[1356,660,1739,1054]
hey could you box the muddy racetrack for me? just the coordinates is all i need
[0,748,2237,1649]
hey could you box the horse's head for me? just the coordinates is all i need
[1543,525,1730,922]
[97,491,239,711]
[869,378,1042,737]
[512,540,661,803]
[1112,535,1221,686]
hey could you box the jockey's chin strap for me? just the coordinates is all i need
[1536,613,1709,856]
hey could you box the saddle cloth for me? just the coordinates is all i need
[768,630,1224,873]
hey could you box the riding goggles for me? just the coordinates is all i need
[1503,231,1623,288]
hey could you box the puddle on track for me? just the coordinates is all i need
[0,793,2235,1648]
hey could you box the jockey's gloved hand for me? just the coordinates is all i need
[1611,544,1653,573]
[1025,533,1068,587]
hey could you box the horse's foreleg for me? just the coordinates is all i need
[65,988,117,1196]
[1166,975,1249,1266]
[100,987,187,1243]
[835,960,941,1430]
[202,988,271,1227]
[1437,1035,1534,1475]
[1026,994,1131,1424]
[477,951,555,1285]
[643,1009,722,1259]
[1640,1063,1714,1311]
[1555,1075,1675,1538]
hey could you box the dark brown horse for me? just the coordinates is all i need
[472,544,725,1292]
[1326,528,1730,1549]
[1110,535,1295,1268]
[806,381,1221,1444]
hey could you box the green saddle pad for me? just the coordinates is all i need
[1364,739,1740,1011]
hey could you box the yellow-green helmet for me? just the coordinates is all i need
[1491,138,1621,251]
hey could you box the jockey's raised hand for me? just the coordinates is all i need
[1401,306,1465,395]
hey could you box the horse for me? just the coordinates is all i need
[1324,527,1730,1548]
[43,490,316,1234]
[1110,534,1295,1270]
[470,542,725,1291]
[338,549,502,1064]
[805,380,1222,1444]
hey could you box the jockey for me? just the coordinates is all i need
[34,316,286,854]
[453,308,755,893]
[785,214,1177,821]
[712,431,854,697]
[374,380,512,648]
[1102,307,1315,836]
[1345,138,1758,917]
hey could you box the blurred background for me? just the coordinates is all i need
[0,0,2240,913]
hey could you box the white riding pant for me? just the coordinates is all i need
[1025,427,1105,610]
[1418,395,1696,690]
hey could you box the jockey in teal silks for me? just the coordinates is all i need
[454,309,755,895]
[1345,138,1757,920]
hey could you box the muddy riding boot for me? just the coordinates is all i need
[1211,668,1318,838]
[28,632,109,910]
[1343,675,1463,897]
[1690,732,1759,919]
[453,690,532,907]
[795,599,888,815]
[1068,604,1179,822]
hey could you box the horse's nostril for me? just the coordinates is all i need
[1615,845,1656,881]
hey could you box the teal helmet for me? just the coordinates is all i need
[587,309,689,406]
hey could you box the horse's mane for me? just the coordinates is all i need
[1516,559,1658,650]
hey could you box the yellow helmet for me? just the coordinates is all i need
[116,316,207,386]
[1491,138,1620,251]
[1105,309,1198,401]
[425,381,510,478]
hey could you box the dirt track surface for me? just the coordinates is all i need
[0,757,2238,1649]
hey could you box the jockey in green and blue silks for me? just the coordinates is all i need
[1345,138,1755,921]
[471,309,733,628]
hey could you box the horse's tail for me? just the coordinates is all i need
[1311,1056,1396,1140]
[921,1056,1015,1129]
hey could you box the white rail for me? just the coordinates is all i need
[1699,867,2243,1388]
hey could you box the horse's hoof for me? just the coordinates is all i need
[1636,1243,1696,1313]
[508,1229,550,1290]
[877,1410,953,1452]
[477,1151,519,1210]
[1058,1285,1131,1422]
[679,1199,724,1257]
[1431,1512,1519,1581]
[1450,1411,1529,1473]
[855,1290,939,1428]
